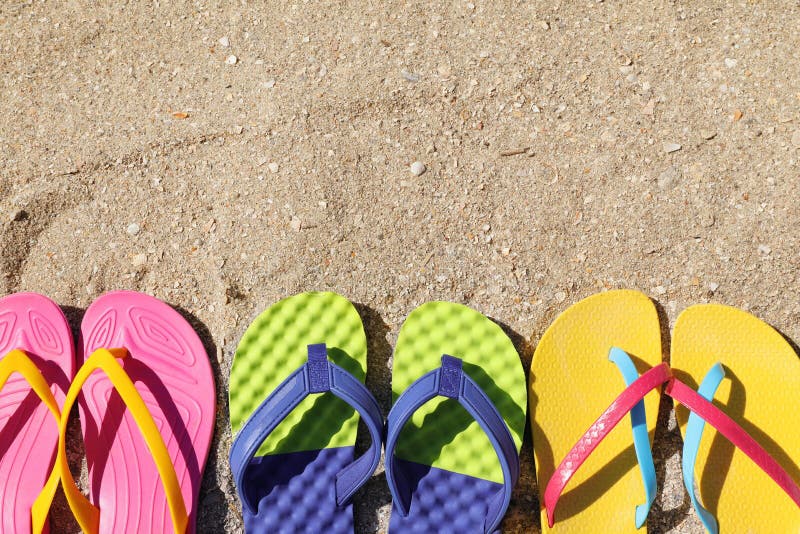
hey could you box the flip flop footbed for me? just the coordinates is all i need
[79,291,215,534]
[390,301,526,531]
[229,291,367,533]
[672,304,800,531]
[530,290,662,532]
[0,293,74,533]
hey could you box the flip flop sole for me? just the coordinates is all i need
[390,301,526,531]
[80,291,215,534]
[229,291,367,533]
[0,293,73,533]
[672,304,800,531]
[530,289,662,532]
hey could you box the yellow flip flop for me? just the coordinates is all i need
[671,304,800,532]
[530,290,667,532]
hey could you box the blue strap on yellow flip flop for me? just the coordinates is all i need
[609,347,657,528]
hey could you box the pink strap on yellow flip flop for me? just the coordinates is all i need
[545,362,800,529]
[0,349,62,534]
[666,377,800,509]
[57,348,188,534]
[544,363,673,527]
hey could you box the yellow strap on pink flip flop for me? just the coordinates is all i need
[57,348,188,534]
[0,349,63,534]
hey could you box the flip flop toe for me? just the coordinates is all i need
[0,293,74,533]
[229,292,383,534]
[58,291,215,534]
[530,290,665,532]
[386,301,527,533]
[670,304,800,532]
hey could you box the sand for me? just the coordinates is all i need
[2,1,799,532]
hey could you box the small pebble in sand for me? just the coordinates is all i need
[724,58,737,69]
[226,55,238,65]
[791,130,800,148]
[554,291,566,303]
[132,253,147,267]
[401,70,420,82]
[653,286,667,295]
[663,142,681,153]
[657,166,680,189]
[126,223,141,236]
[702,130,717,140]
[10,209,27,222]
[290,216,302,232]
[699,209,715,228]
[218,36,230,47]
[758,244,771,256]
[410,161,426,176]
[708,282,720,292]
[263,79,276,88]
[268,162,279,173]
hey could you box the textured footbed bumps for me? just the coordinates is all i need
[0,293,74,533]
[530,289,662,533]
[389,301,527,532]
[672,304,800,532]
[229,291,367,533]
[79,291,215,534]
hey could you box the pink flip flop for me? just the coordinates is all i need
[67,291,215,533]
[0,293,74,533]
